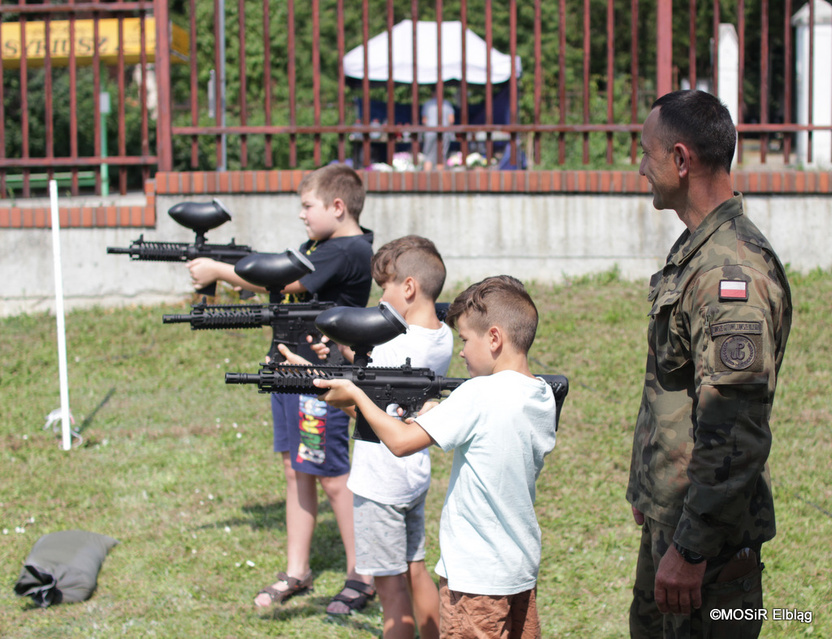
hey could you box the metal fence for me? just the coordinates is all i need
[0,0,827,198]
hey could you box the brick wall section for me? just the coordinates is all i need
[2,169,830,228]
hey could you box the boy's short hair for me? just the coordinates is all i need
[446,275,538,353]
[298,164,366,221]
[371,235,446,302]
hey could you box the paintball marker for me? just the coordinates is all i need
[107,198,255,298]
[226,304,570,443]
[163,249,345,363]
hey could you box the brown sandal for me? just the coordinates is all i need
[254,570,313,606]
[326,579,376,615]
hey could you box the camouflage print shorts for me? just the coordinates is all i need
[629,517,764,639]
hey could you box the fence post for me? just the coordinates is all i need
[155,0,173,172]
[656,0,673,97]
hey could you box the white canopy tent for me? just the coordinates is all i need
[343,19,522,85]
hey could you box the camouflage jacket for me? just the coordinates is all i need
[627,194,792,558]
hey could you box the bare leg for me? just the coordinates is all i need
[254,453,317,606]
[407,560,440,639]
[375,573,416,639]
[319,472,374,613]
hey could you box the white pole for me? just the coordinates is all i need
[49,180,72,451]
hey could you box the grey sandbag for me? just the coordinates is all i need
[14,529,119,607]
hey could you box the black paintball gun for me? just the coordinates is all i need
[226,304,570,443]
[107,198,255,298]
[163,249,344,363]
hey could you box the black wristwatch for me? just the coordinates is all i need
[673,542,706,564]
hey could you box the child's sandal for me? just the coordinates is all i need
[254,570,313,606]
[326,579,376,615]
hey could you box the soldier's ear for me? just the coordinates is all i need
[673,142,692,178]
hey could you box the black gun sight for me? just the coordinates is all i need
[167,198,233,242]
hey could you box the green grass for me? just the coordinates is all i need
[1,270,830,638]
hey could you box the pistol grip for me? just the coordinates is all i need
[197,282,218,297]
[353,412,381,444]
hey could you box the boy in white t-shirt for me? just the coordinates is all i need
[284,235,451,638]
[315,275,558,639]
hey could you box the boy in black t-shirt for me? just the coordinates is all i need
[188,164,376,614]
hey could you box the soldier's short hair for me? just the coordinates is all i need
[446,275,538,353]
[298,163,366,221]
[652,90,736,174]
[371,235,446,302]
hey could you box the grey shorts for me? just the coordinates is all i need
[354,490,428,576]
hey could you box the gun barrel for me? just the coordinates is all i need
[225,373,262,385]
[163,307,266,330]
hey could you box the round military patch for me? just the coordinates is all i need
[720,335,756,370]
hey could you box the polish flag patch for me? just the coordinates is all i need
[719,280,748,301]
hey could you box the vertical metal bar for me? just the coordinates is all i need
[189,0,199,168]
[336,0,345,163]
[410,1,420,163]
[460,0,469,160]
[759,0,769,164]
[582,0,590,164]
[69,0,79,194]
[139,3,150,185]
[118,15,127,194]
[606,0,614,164]
[656,0,673,97]
[312,0,321,166]
[238,0,247,168]
[263,0,273,167]
[437,0,445,168]
[737,0,745,164]
[689,0,697,88]
[558,0,566,164]
[808,0,814,163]
[288,0,297,167]
[533,0,541,165]
[361,0,369,167]
[712,0,720,96]
[509,0,518,166]
[214,0,223,169]
[630,0,639,163]
[783,0,793,163]
[45,16,54,176]
[93,8,102,194]
[20,10,30,197]
[386,0,395,165]
[485,0,493,161]
[153,0,174,171]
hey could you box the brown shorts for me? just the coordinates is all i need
[439,577,541,639]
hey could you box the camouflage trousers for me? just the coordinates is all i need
[629,516,764,639]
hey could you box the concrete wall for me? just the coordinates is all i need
[2,191,830,316]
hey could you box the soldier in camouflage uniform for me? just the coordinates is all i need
[627,90,792,638]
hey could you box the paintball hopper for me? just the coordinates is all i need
[234,249,315,301]
[315,302,408,367]
[168,198,232,239]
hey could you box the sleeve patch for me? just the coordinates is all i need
[719,335,758,370]
[719,280,748,301]
[710,321,763,337]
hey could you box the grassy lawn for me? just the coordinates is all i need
[1,268,830,638]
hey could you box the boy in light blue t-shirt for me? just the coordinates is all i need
[316,275,558,638]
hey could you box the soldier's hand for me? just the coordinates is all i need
[654,545,706,615]
[632,506,645,526]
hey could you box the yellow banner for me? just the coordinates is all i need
[1,18,189,69]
